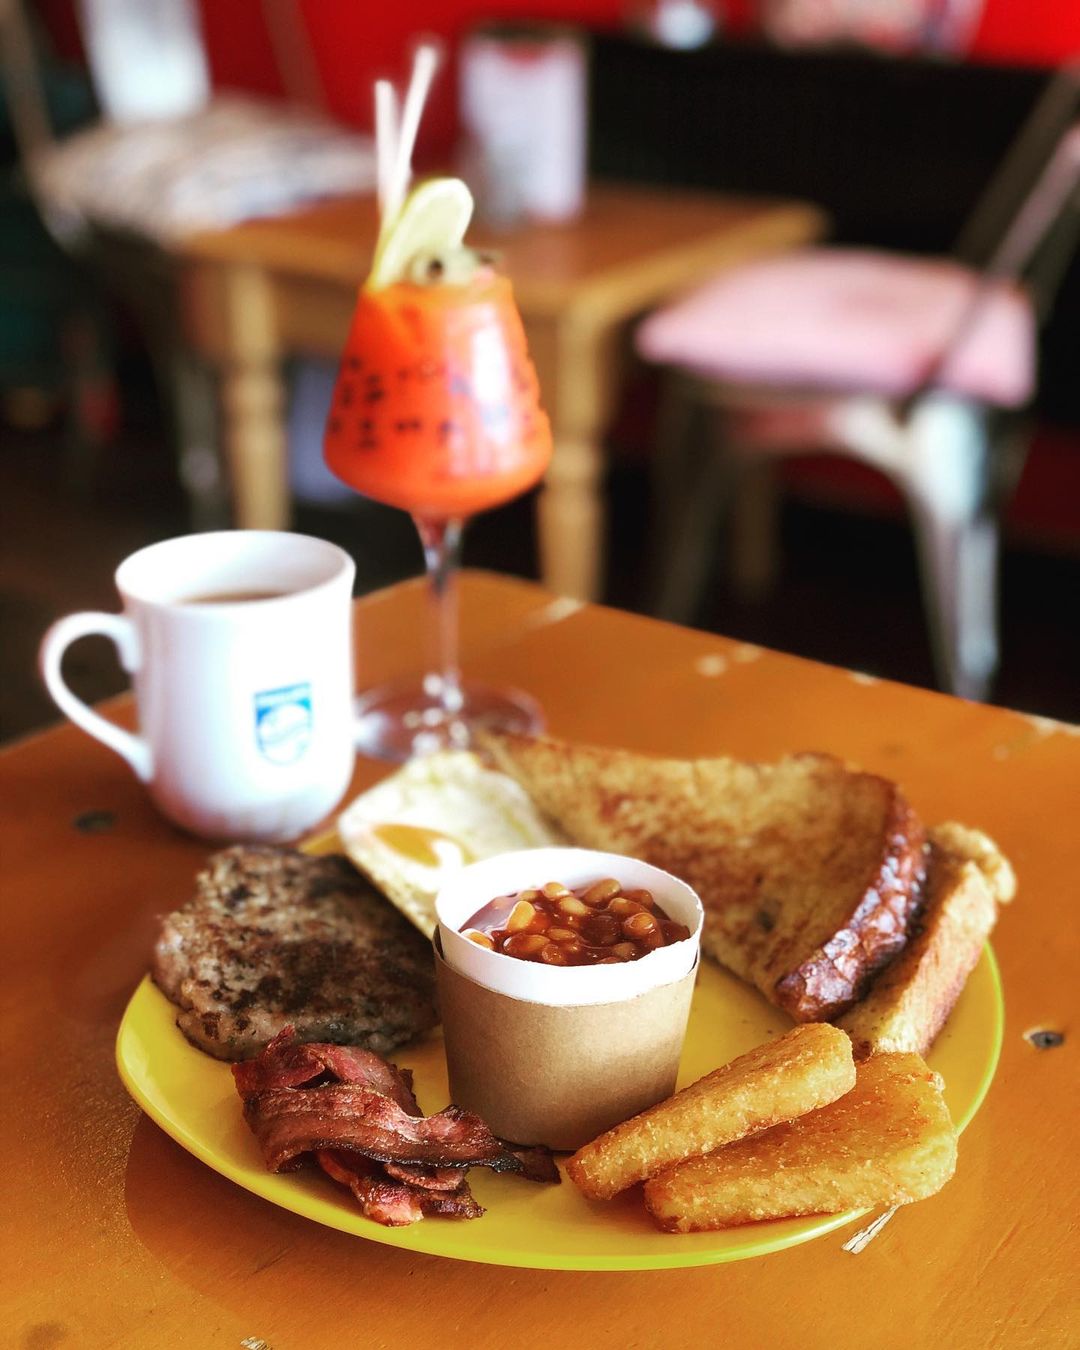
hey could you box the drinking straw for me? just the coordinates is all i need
[374,79,398,223]
[382,39,443,228]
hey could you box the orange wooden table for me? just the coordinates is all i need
[3,573,1077,1349]
[177,184,824,599]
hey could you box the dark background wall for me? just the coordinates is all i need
[34,0,1080,155]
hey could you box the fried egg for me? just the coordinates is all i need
[337,751,566,936]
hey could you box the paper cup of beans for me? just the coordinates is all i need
[434,847,702,1150]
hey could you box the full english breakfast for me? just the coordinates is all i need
[145,732,1013,1242]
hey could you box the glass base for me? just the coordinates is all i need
[353,675,544,763]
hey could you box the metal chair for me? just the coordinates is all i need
[638,64,1080,701]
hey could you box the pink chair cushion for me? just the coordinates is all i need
[637,248,1036,407]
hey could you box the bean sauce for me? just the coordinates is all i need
[460,878,690,967]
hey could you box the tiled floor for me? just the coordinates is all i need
[2,399,1078,745]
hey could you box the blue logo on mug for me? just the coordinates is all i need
[254,683,313,765]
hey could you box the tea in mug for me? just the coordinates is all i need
[180,590,291,605]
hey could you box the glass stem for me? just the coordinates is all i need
[415,515,465,717]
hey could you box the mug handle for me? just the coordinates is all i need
[39,612,153,782]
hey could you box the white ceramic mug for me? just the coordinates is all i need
[39,531,356,841]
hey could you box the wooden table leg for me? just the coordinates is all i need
[538,432,605,600]
[530,318,617,601]
[218,264,290,531]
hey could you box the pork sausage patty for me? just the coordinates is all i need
[152,846,437,1060]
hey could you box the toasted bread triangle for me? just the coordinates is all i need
[482,734,928,1021]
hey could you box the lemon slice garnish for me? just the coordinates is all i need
[367,177,474,291]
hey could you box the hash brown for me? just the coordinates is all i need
[567,1023,855,1200]
[643,1052,957,1232]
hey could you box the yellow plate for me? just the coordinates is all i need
[116,937,1003,1271]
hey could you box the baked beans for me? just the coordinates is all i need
[461,878,690,966]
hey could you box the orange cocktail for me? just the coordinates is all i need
[324,273,551,519]
[324,44,553,761]
[325,264,553,761]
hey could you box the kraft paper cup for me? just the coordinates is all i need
[434,847,702,1150]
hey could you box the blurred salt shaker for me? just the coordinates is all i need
[459,23,587,227]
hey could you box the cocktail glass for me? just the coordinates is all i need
[324,269,553,762]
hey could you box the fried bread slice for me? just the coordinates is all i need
[482,734,928,1021]
[567,1023,855,1200]
[643,1052,956,1231]
[837,824,1014,1058]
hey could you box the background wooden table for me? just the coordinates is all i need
[4,573,1076,1349]
[177,184,824,599]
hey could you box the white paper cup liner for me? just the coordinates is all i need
[436,847,703,1007]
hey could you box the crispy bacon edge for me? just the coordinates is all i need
[317,1151,484,1225]
[242,1085,526,1174]
[232,1027,558,1227]
[232,1027,419,1113]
